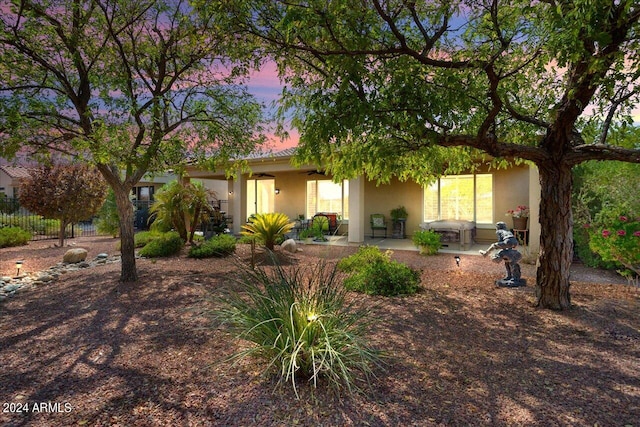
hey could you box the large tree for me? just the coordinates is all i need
[222,0,640,309]
[0,0,266,282]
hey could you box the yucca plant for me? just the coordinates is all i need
[241,212,294,250]
[213,260,383,397]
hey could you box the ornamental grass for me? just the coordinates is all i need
[211,257,383,398]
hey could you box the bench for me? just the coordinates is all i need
[420,220,476,250]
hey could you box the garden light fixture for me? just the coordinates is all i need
[16,260,23,276]
[454,256,461,267]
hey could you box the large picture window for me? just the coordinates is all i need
[423,174,493,224]
[306,180,349,219]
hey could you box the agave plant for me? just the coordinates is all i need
[241,212,294,250]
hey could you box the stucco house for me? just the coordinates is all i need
[0,165,31,198]
[186,148,541,253]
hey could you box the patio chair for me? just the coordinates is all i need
[370,214,387,238]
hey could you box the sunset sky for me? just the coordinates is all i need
[247,62,300,151]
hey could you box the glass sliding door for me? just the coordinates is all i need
[247,179,275,218]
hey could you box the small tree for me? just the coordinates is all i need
[19,164,107,246]
[149,180,217,244]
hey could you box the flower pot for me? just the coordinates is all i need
[512,217,528,230]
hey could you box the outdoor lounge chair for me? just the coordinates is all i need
[370,213,387,238]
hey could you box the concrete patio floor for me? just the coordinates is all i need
[297,235,491,256]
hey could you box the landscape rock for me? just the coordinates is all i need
[63,248,88,264]
[281,239,298,254]
[1,253,121,303]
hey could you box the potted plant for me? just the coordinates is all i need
[506,205,530,230]
[412,229,443,255]
[390,205,408,221]
[390,205,408,238]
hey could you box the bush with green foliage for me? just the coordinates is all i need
[412,230,442,255]
[0,215,61,237]
[189,234,236,258]
[0,227,32,248]
[212,259,382,397]
[338,246,421,296]
[138,231,184,258]
[573,158,640,267]
[134,231,163,248]
[241,212,294,250]
[587,210,639,278]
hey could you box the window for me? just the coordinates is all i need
[423,174,492,224]
[247,179,274,217]
[306,180,349,219]
[132,186,154,201]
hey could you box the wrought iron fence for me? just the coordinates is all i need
[0,197,99,241]
[0,197,232,241]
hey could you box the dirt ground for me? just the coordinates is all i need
[1,236,639,426]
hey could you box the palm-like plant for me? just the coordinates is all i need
[149,181,217,243]
[241,212,294,250]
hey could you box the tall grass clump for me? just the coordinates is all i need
[338,246,421,296]
[213,260,382,397]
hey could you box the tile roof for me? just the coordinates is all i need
[0,165,32,179]
[241,147,297,160]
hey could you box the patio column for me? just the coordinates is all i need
[348,177,365,243]
[231,173,244,235]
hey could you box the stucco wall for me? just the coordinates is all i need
[363,178,424,237]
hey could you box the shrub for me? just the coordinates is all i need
[587,211,639,278]
[134,231,163,248]
[412,230,442,255]
[338,246,421,296]
[0,227,32,248]
[212,260,382,397]
[241,212,294,250]
[138,231,184,258]
[0,215,60,237]
[337,245,390,272]
[189,234,236,258]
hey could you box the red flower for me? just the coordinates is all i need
[617,230,626,236]
[583,223,591,228]
[619,216,628,222]
[634,231,640,237]
[602,230,611,237]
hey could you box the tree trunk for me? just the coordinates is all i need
[535,161,573,309]
[113,186,138,282]
[59,219,68,248]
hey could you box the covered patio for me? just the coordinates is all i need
[291,234,500,257]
